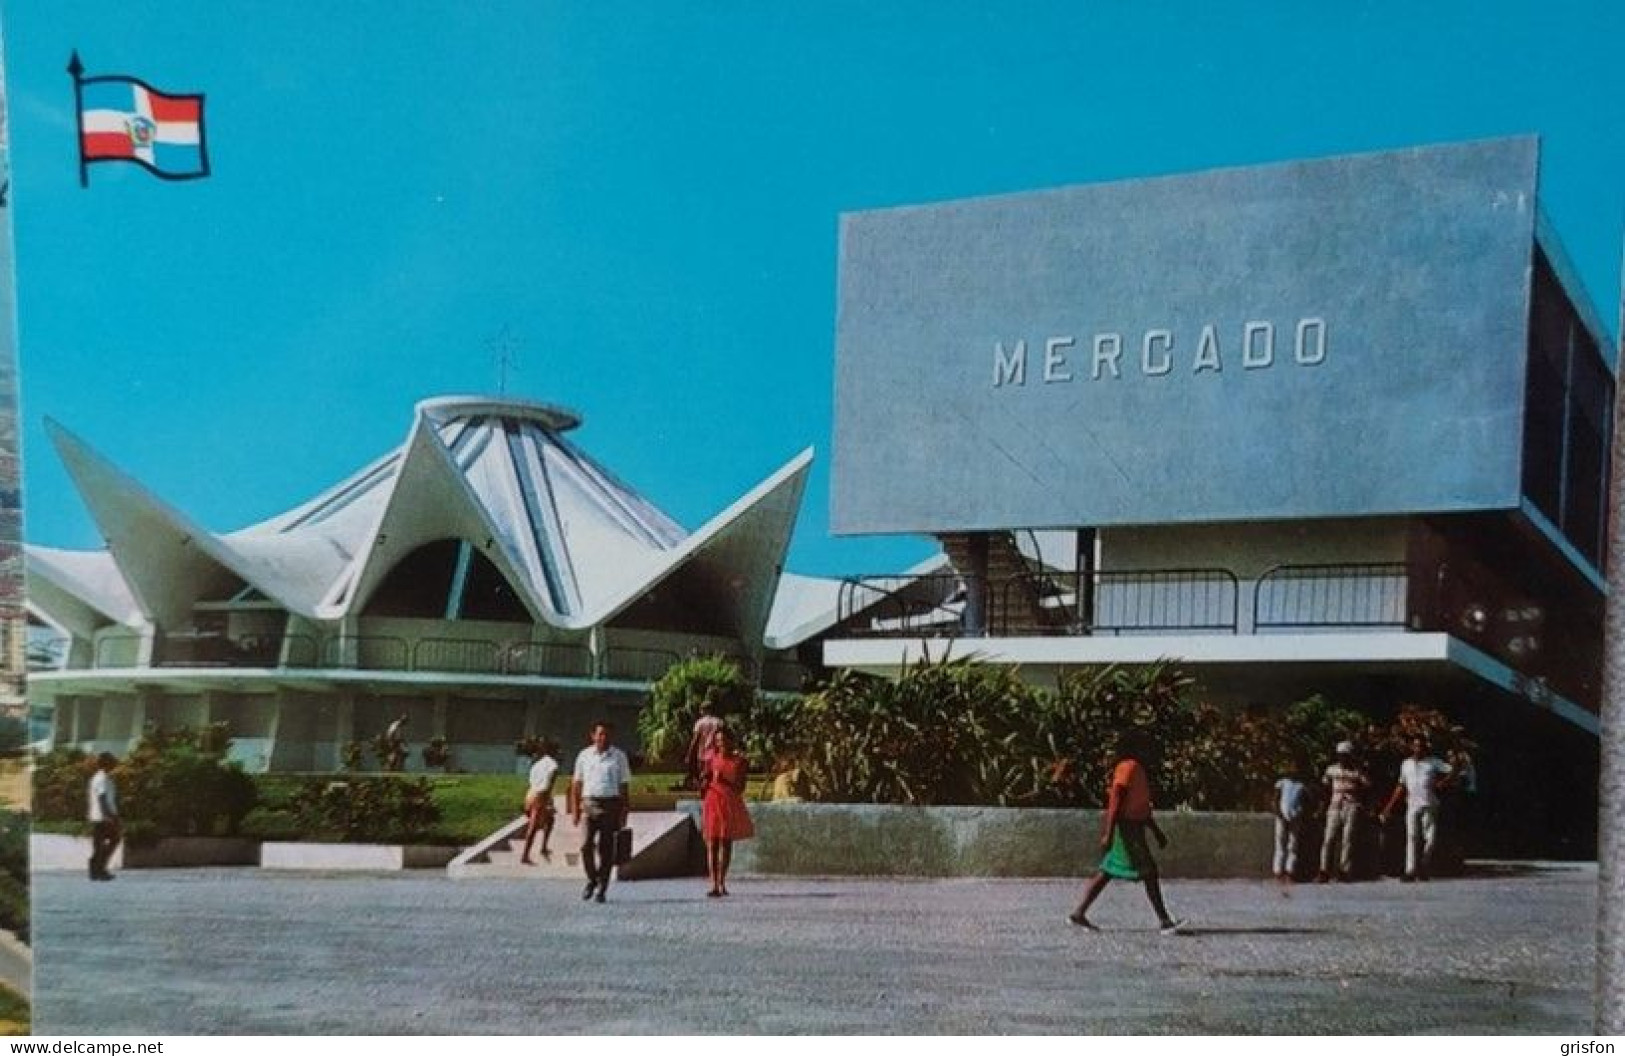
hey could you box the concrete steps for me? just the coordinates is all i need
[449,804,700,881]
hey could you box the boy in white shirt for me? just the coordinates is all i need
[87,752,121,882]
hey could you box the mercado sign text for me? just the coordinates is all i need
[992,318,1327,388]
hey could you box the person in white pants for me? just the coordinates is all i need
[1317,742,1368,883]
[1380,736,1454,881]
[1272,770,1310,882]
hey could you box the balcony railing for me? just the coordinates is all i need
[81,631,687,683]
[839,562,1412,639]
[836,573,981,638]
[995,569,1241,636]
[1252,563,1408,630]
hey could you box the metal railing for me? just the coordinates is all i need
[72,628,786,686]
[996,568,1241,636]
[504,641,594,679]
[322,635,410,671]
[1252,563,1408,630]
[413,637,503,674]
[600,647,682,682]
[834,563,1414,639]
[92,633,144,669]
[836,573,982,638]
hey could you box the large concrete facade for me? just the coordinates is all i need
[829,138,1614,857]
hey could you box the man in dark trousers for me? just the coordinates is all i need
[87,752,121,881]
[569,721,631,903]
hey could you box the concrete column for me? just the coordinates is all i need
[129,691,150,748]
[963,533,989,636]
[1598,294,1625,1032]
[335,692,354,751]
[432,694,448,740]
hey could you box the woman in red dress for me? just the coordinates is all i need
[700,726,754,897]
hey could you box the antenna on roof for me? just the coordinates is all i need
[487,326,521,396]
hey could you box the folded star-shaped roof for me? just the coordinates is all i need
[30,396,812,649]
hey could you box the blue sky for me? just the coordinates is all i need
[3,2,1622,576]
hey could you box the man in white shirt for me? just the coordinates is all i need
[87,752,121,882]
[519,739,560,865]
[570,721,631,903]
[1380,736,1454,881]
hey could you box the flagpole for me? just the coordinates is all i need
[66,50,86,188]
[1600,232,1625,1032]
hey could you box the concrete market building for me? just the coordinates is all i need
[827,137,1612,856]
[26,395,871,772]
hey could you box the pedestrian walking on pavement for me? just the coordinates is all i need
[87,752,121,882]
[519,738,560,864]
[1068,729,1185,935]
[570,721,632,903]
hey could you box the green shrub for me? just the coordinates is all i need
[638,654,756,765]
[116,724,259,844]
[287,775,441,843]
[32,726,258,842]
[32,747,94,824]
[34,726,259,844]
[775,659,1041,806]
[0,811,27,943]
[751,656,1478,813]
[421,737,452,770]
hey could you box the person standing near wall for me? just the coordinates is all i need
[87,752,120,882]
[1318,741,1368,883]
[1272,766,1311,884]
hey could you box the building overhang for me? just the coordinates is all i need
[823,631,1597,735]
[27,667,655,701]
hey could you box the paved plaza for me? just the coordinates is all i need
[32,864,1598,1034]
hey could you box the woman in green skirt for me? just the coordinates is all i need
[1068,730,1186,935]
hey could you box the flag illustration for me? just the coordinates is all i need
[68,52,209,185]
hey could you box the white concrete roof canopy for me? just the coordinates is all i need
[27,398,865,651]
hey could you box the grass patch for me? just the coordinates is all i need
[242,770,764,844]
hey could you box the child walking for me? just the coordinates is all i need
[1068,729,1186,935]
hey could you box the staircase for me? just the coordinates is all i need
[937,531,1070,636]
[448,798,702,880]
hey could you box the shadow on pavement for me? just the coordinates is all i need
[1175,926,1328,937]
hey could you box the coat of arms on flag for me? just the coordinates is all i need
[68,52,209,185]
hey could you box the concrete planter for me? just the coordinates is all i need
[259,842,459,871]
[33,834,459,872]
[31,834,258,870]
[679,803,1275,879]
[125,838,260,868]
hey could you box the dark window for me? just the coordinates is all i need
[459,547,531,622]
[363,538,532,622]
[1522,247,1614,568]
[363,539,460,618]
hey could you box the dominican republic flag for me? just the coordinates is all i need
[70,54,209,184]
